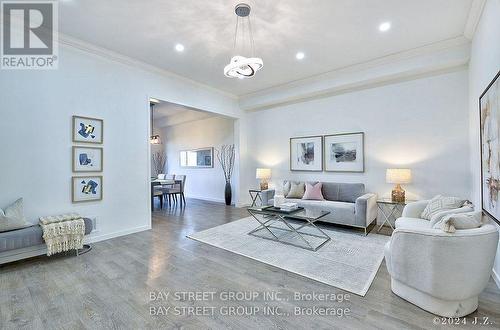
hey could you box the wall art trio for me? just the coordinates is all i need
[71,116,103,203]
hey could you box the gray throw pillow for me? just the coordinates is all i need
[286,182,305,199]
[0,198,31,232]
[421,195,466,220]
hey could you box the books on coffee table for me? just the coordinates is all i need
[279,202,298,212]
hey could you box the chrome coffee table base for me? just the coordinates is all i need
[247,208,331,251]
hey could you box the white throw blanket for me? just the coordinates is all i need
[39,213,85,256]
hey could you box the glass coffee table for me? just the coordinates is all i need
[247,206,331,251]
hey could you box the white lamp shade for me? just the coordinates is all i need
[256,168,271,179]
[386,168,412,184]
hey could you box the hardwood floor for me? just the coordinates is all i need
[1,199,499,329]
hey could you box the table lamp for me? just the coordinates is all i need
[386,168,412,203]
[256,168,271,190]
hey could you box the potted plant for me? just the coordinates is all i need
[216,144,235,205]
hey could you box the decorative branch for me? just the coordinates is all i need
[152,151,167,176]
[216,144,235,183]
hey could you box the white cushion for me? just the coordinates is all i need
[157,174,166,180]
[429,205,474,227]
[0,198,31,232]
[395,217,431,230]
[421,195,466,220]
[433,212,484,233]
[286,182,305,199]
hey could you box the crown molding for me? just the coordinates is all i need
[239,36,471,111]
[58,33,238,100]
[59,32,471,113]
[240,36,469,99]
[464,0,486,39]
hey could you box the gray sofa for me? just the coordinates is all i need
[0,218,93,265]
[262,181,377,235]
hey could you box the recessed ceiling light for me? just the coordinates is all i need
[175,44,185,52]
[296,52,305,60]
[379,22,391,32]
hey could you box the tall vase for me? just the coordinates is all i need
[224,182,232,206]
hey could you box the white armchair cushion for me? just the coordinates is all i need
[429,204,474,227]
[395,217,431,230]
[433,211,484,233]
[402,200,430,218]
[421,195,466,220]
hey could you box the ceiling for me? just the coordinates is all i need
[153,101,215,127]
[59,0,474,96]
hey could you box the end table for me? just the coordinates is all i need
[376,199,416,232]
[249,189,263,207]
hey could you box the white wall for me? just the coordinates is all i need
[0,43,240,242]
[162,116,235,203]
[242,69,470,205]
[468,0,500,287]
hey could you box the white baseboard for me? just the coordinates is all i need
[84,225,151,244]
[235,202,250,208]
[185,195,226,204]
[493,268,500,290]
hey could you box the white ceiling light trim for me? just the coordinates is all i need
[224,3,263,79]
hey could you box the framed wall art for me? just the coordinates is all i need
[72,146,103,172]
[290,136,323,171]
[480,70,500,225]
[72,115,103,144]
[72,176,103,203]
[324,132,364,172]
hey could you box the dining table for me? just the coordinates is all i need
[151,179,183,209]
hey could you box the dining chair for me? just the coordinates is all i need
[151,181,163,209]
[163,175,186,207]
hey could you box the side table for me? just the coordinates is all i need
[376,199,416,232]
[249,189,263,207]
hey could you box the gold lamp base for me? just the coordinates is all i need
[260,181,268,191]
[391,184,405,203]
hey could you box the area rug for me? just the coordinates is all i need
[187,217,390,296]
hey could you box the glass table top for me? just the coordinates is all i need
[248,206,330,221]
[377,198,417,205]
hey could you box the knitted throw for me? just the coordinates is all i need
[39,213,85,256]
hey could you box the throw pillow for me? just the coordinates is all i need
[286,182,305,199]
[421,195,466,220]
[282,181,291,196]
[302,182,325,200]
[0,198,31,232]
[433,211,483,233]
[429,204,474,227]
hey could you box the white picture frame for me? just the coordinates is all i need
[324,132,364,172]
[290,136,323,171]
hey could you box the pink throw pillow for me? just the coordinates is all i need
[302,182,324,200]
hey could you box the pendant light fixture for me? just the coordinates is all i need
[224,3,263,79]
[150,100,161,145]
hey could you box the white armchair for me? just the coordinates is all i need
[384,200,499,317]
